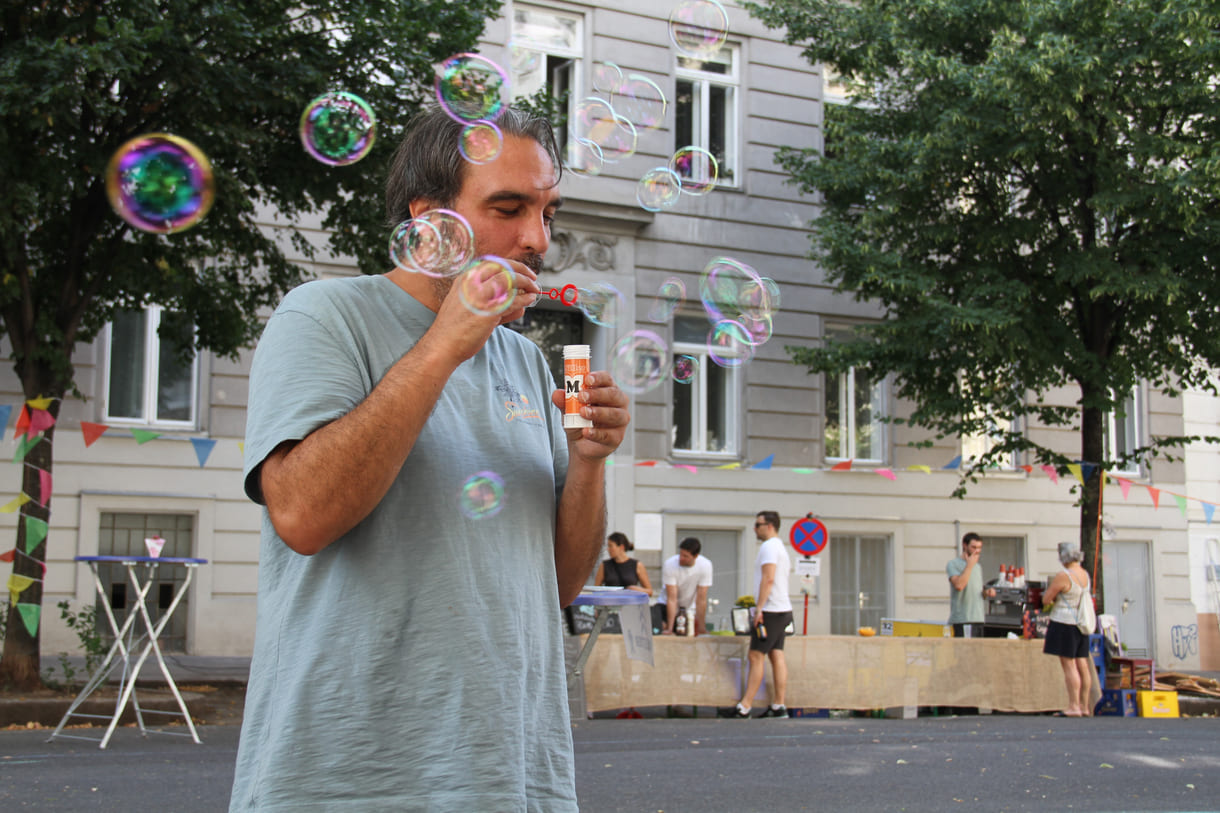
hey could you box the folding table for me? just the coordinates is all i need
[568,589,652,678]
[48,555,208,749]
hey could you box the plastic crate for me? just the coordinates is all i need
[1136,690,1179,718]
[1088,634,1105,666]
[789,707,830,718]
[1094,688,1137,717]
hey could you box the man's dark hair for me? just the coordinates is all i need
[385,105,563,227]
[962,532,982,550]
[679,537,701,556]
[757,510,780,532]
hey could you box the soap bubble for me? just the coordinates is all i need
[672,354,700,384]
[460,121,503,164]
[389,208,475,278]
[669,0,730,58]
[459,470,505,519]
[700,256,776,329]
[592,61,624,94]
[436,53,509,123]
[566,137,605,177]
[571,98,637,163]
[616,75,667,130]
[576,282,626,327]
[299,92,377,166]
[636,167,682,212]
[670,146,719,195]
[610,330,670,394]
[105,133,214,234]
[646,276,687,323]
[708,320,755,367]
[457,256,517,316]
[510,44,540,75]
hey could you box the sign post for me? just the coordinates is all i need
[789,515,829,635]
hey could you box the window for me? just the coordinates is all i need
[672,315,741,456]
[105,305,198,426]
[960,380,1020,470]
[675,44,739,187]
[506,307,584,388]
[96,512,195,652]
[824,327,885,463]
[830,535,890,635]
[1105,388,1142,475]
[510,5,582,155]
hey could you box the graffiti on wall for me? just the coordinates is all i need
[1170,623,1199,661]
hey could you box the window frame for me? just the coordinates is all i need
[671,315,743,458]
[509,4,584,152]
[674,42,741,189]
[1105,387,1143,476]
[823,326,887,465]
[103,304,199,428]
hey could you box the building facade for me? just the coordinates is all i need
[10,0,1209,671]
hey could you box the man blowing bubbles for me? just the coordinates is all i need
[230,106,630,811]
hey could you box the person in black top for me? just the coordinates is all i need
[594,532,652,596]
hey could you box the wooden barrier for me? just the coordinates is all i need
[579,634,1072,713]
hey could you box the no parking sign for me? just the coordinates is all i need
[789,516,828,557]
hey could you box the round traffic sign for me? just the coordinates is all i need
[789,517,828,556]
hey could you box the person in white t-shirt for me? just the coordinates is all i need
[653,537,714,634]
[721,511,792,719]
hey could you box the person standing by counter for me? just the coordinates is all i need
[653,537,713,634]
[1041,542,1097,717]
[946,531,996,637]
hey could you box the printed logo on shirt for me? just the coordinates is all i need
[497,379,544,424]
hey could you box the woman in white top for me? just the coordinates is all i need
[1041,542,1096,716]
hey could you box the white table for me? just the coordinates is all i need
[49,555,207,749]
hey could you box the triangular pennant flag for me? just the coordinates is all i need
[674,465,698,473]
[1205,503,1216,525]
[792,468,816,474]
[37,469,51,506]
[12,434,40,463]
[943,455,962,470]
[26,396,54,411]
[1067,463,1084,484]
[831,459,853,471]
[1079,462,1096,483]
[0,404,11,441]
[23,516,47,553]
[81,421,109,447]
[1041,464,1059,483]
[634,460,657,467]
[0,494,31,513]
[0,548,14,562]
[715,462,741,470]
[16,603,40,636]
[1173,494,1188,516]
[1147,486,1161,509]
[13,404,30,439]
[131,429,161,444]
[190,437,217,468]
[907,465,932,474]
[750,454,774,470]
[238,441,245,454]
[7,573,35,599]
[875,468,897,481]
[1116,477,1132,500]
[27,409,55,434]
[1020,464,1033,473]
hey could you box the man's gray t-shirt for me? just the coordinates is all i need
[230,275,574,811]
[946,556,984,624]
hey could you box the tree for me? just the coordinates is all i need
[748,0,1220,611]
[0,0,498,689]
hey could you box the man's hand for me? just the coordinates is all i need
[966,549,981,567]
[550,371,630,460]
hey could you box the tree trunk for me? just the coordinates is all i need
[1079,403,1105,615]
[0,398,59,691]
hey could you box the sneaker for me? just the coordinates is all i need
[759,705,789,719]
[717,704,753,719]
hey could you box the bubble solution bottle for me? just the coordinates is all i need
[563,345,593,429]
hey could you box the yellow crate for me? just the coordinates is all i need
[1136,690,1179,718]
[879,619,952,638]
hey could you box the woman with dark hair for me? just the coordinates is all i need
[1041,542,1097,716]
[595,532,652,596]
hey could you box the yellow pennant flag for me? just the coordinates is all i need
[1067,463,1084,484]
[7,573,36,605]
[906,465,932,474]
[0,493,32,513]
[26,396,54,410]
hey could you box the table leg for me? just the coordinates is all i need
[571,607,612,678]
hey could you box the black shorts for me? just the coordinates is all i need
[1043,620,1089,658]
[750,611,793,654]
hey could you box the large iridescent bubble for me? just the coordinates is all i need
[670,146,719,195]
[616,75,667,131]
[389,208,475,278]
[105,133,214,234]
[699,256,776,328]
[646,276,687,323]
[571,98,637,164]
[459,470,505,519]
[636,167,682,212]
[299,92,377,166]
[610,330,670,394]
[457,256,517,317]
[707,319,755,367]
[436,53,509,124]
[576,282,626,327]
[669,0,730,58]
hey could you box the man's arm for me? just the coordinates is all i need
[756,562,777,619]
[666,584,679,633]
[551,371,630,607]
[694,585,710,635]
[948,556,975,592]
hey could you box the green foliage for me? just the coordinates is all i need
[42,600,105,690]
[0,0,499,396]
[748,0,1220,486]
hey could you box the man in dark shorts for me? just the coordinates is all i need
[720,511,793,719]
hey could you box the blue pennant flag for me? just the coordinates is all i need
[0,404,11,441]
[943,455,962,470]
[1205,502,1215,525]
[190,437,217,468]
[749,454,774,470]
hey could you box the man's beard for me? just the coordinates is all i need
[431,252,545,301]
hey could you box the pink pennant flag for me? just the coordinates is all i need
[674,464,698,473]
[27,409,55,434]
[874,468,897,481]
[37,469,51,506]
[1040,464,1059,484]
[1116,477,1132,500]
[1147,486,1161,509]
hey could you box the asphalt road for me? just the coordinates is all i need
[1,716,1217,812]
